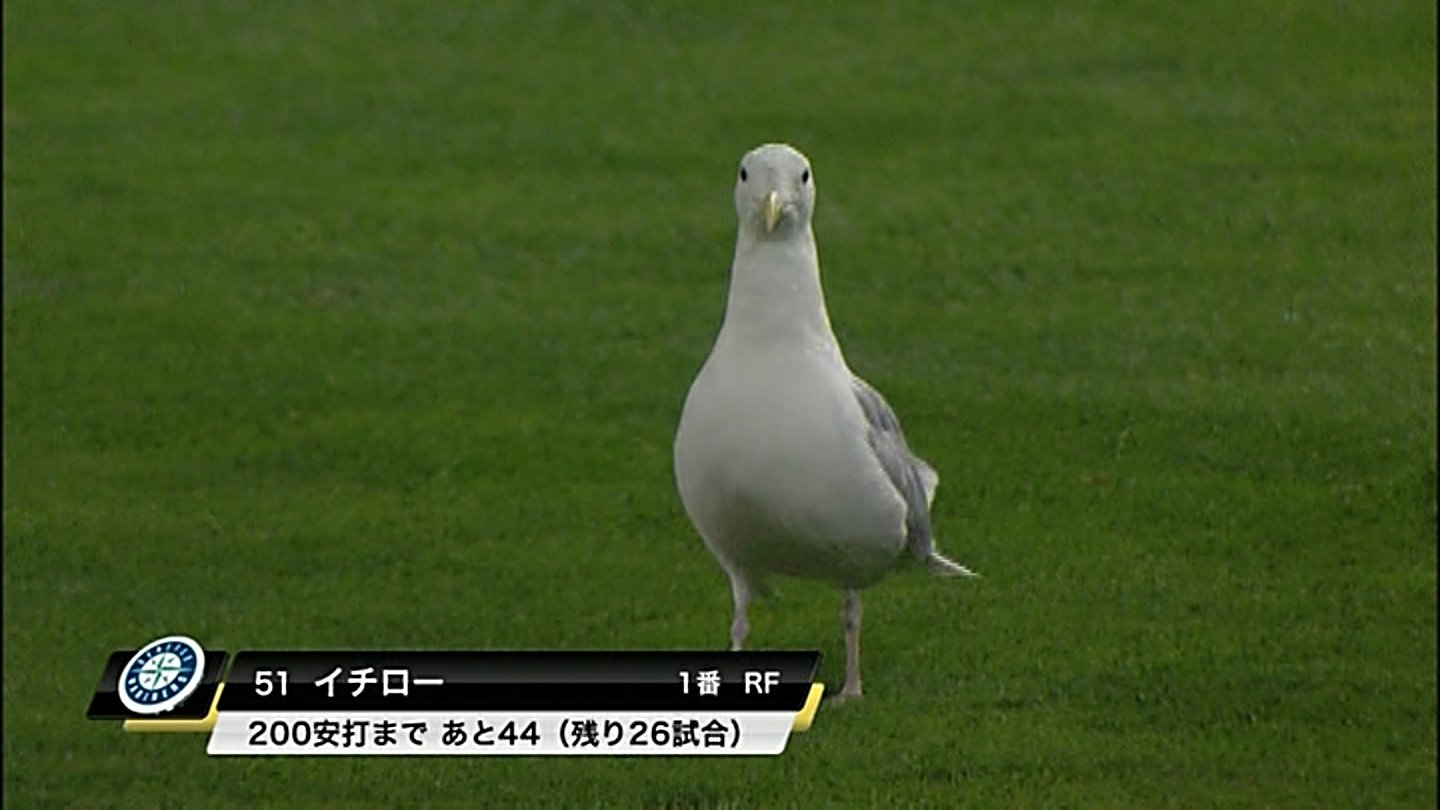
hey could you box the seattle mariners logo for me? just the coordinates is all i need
[117,636,206,715]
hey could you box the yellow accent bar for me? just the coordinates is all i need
[124,684,224,733]
[791,682,824,732]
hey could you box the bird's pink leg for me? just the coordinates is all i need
[833,589,863,702]
[729,577,752,651]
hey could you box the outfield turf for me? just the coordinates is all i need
[4,1,1436,805]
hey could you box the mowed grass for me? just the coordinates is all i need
[4,1,1435,805]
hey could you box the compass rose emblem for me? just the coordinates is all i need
[117,636,206,715]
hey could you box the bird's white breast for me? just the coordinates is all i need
[674,334,908,586]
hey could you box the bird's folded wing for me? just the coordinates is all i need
[851,375,939,558]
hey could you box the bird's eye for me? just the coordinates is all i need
[801,169,810,184]
[739,167,748,182]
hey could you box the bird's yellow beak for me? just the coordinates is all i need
[763,190,784,232]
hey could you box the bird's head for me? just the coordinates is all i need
[734,143,815,239]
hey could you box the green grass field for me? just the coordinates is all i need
[5,1,1435,805]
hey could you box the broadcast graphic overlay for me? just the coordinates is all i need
[87,637,229,732]
[88,638,826,756]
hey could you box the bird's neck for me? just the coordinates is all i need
[721,228,842,357]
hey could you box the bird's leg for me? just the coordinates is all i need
[729,578,752,651]
[834,588,863,702]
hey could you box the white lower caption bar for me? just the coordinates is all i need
[207,712,796,756]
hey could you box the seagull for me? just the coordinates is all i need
[673,143,977,702]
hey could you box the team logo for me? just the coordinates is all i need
[117,635,206,715]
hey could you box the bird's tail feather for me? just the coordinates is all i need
[926,552,978,578]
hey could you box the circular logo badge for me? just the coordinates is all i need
[117,636,206,715]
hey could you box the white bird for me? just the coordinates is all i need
[674,143,976,702]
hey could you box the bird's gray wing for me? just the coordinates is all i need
[852,376,975,577]
[851,376,939,559]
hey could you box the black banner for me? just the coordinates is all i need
[217,651,820,712]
